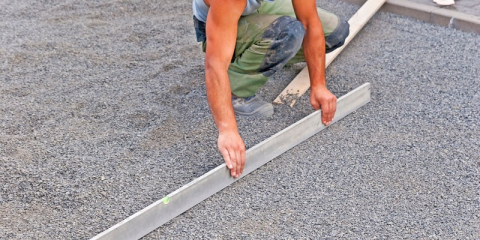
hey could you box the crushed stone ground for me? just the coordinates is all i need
[0,0,479,239]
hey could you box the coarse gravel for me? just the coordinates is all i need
[0,0,479,239]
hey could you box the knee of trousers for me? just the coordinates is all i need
[325,18,350,53]
[259,16,306,76]
[263,16,305,49]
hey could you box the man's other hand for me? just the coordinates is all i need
[310,86,337,125]
[218,130,246,178]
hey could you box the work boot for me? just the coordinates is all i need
[232,95,274,117]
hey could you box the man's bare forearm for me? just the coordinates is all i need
[205,59,246,178]
[293,0,336,125]
[203,0,244,134]
[203,0,247,177]
[204,60,238,134]
[292,0,327,88]
[302,23,327,88]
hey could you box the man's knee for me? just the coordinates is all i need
[325,18,349,53]
[263,16,305,47]
[259,16,305,76]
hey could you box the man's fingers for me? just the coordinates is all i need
[236,146,245,177]
[221,148,237,177]
[322,105,331,124]
[217,131,246,178]
[325,107,333,122]
[220,148,233,169]
[328,99,336,123]
[322,102,336,125]
[230,150,237,177]
[310,87,337,125]
[331,100,337,121]
[239,147,246,176]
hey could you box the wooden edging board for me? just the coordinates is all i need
[273,0,385,106]
[91,83,372,240]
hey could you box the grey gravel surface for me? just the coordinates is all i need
[0,0,479,239]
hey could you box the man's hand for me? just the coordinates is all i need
[218,130,246,178]
[310,85,337,125]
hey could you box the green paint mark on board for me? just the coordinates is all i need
[161,196,170,204]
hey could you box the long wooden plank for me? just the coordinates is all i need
[91,83,372,240]
[273,0,385,106]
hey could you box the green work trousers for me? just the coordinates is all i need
[197,0,349,97]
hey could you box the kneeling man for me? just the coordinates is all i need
[192,0,349,178]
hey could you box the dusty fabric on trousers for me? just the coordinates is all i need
[226,0,349,97]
